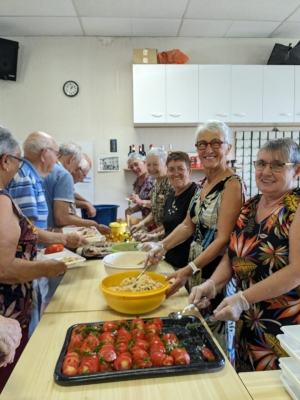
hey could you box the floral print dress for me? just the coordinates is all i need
[0,189,38,328]
[228,189,300,372]
[133,175,154,218]
[149,177,173,227]
[189,175,247,363]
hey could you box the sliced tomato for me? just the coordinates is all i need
[99,360,112,372]
[130,318,146,331]
[113,355,132,371]
[115,342,129,354]
[99,349,117,363]
[145,323,161,334]
[202,347,215,362]
[116,319,129,329]
[146,318,163,330]
[80,335,99,352]
[131,329,145,340]
[149,338,164,349]
[78,355,99,373]
[99,331,115,344]
[131,349,149,363]
[102,321,119,332]
[44,244,64,254]
[170,348,190,365]
[162,333,179,347]
[144,332,160,342]
[149,345,166,355]
[150,351,167,367]
[132,339,149,351]
[62,363,78,375]
[135,359,153,369]
[116,329,131,344]
[161,355,174,366]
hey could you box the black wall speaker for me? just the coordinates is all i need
[0,38,19,81]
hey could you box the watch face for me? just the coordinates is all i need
[63,81,79,97]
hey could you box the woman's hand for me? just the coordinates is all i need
[125,207,133,216]
[210,291,250,322]
[44,260,68,278]
[130,221,145,234]
[165,266,193,298]
[189,279,216,309]
[0,316,22,367]
[130,194,141,205]
[141,233,158,242]
[142,243,166,265]
[63,234,88,249]
[96,224,111,235]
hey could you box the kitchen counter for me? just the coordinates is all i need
[239,370,290,399]
[1,258,253,399]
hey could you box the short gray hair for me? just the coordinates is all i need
[0,126,20,156]
[59,142,82,163]
[127,152,146,165]
[23,132,54,154]
[259,137,300,164]
[146,148,167,164]
[195,120,231,144]
[79,157,89,171]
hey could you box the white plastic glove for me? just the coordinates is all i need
[139,241,159,252]
[142,242,166,265]
[141,233,158,243]
[189,279,216,309]
[130,221,145,234]
[210,291,250,322]
[0,317,22,367]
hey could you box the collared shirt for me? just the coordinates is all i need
[7,158,48,229]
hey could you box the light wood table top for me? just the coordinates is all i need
[239,370,290,399]
[45,259,188,314]
[2,310,252,400]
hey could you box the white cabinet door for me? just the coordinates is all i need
[294,67,300,122]
[133,65,166,124]
[166,65,198,124]
[198,65,231,123]
[263,66,294,123]
[231,66,263,123]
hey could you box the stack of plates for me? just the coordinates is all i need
[277,326,300,399]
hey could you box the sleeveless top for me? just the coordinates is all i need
[0,189,38,328]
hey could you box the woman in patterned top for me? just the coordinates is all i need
[145,121,247,358]
[125,153,154,220]
[190,137,300,372]
[0,126,67,392]
[131,148,173,232]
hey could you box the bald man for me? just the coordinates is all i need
[70,153,97,218]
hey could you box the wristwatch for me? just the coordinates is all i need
[142,200,147,208]
[188,261,199,275]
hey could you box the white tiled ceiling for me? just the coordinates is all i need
[0,0,300,38]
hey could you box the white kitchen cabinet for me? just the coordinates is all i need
[198,65,231,123]
[166,65,198,123]
[294,66,300,122]
[133,64,166,124]
[263,66,294,123]
[231,66,263,123]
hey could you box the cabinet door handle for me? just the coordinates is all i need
[216,113,228,117]
[279,113,292,116]
[233,113,246,117]
[151,114,163,118]
[169,114,181,117]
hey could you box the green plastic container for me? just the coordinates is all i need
[111,242,140,253]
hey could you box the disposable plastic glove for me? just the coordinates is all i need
[188,279,216,309]
[141,233,159,243]
[210,291,250,322]
[0,317,22,367]
[142,242,166,266]
[130,221,145,234]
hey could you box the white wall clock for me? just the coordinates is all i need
[63,81,79,97]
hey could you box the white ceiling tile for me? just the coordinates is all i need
[287,7,300,22]
[81,18,132,36]
[132,19,181,37]
[180,19,233,37]
[186,0,300,21]
[271,22,300,37]
[225,21,282,38]
[0,17,83,36]
[74,0,189,18]
[0,0,76,16]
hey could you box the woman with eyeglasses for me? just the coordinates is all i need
[0,126,68,392]
[144,120,247,358]
[190,137,300,372]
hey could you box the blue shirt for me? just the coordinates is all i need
[7,159,48,229]
[44,163,74,228]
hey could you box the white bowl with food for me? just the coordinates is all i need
[102,251,157,275]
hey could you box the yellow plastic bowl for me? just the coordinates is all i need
[99,271,170,315]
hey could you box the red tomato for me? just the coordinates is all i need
[132,339,149,351]
[78,355,99,374]
[116,329,131,344]
[149,338,164,349]
[150,351,167,367]
[118,351,132,359]
[170,349,190,365]
[102,321,119,332]
[71,325,87,336]
[62,363,78,375]
[149,345,166,355]
[113,355,132,371]
[202,347,215,362]
[115,342,129,354]
[63,352,80,365]
[135,359,153,369]
[161,355,174,366]
[131,329,145,340]
[145,323,160,334]
[80,335,99,352]
[100,349,117,363]
[68,334,84,351]
[44,243,64,254]
[99,360,112,372]
[99,332,115,344]
[130,318,146,331]
[146,318,163,330]
[116,319,129,328]
[162,333,179,347]
[131,349,149,363]
[144,332,160,342]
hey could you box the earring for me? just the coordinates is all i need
[6,168,9,172]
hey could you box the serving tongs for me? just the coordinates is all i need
[133,261,151,288]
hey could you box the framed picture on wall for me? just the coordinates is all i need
[98,155,120,172]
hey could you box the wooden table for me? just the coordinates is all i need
[1,310,253,400]
[239,370,291,399]
[45,259,189,314]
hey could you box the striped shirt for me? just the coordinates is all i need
[7,159,48,229]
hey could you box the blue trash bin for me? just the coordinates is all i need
[81,204,119,226]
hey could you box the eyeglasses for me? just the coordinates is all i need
[195,139,227,150]
[46,147,62,159]
[77,167,87,178]
[167,167,188,174]
[0,154,25,169]
[253,160,295,172]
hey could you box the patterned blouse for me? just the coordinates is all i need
[133,174,154,218]
[228,189,300,372]
[0,189,38,328]
[149,177,173,227]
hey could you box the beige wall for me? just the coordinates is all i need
[0,36,299,218]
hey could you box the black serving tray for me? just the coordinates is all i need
[54,315,225,386]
